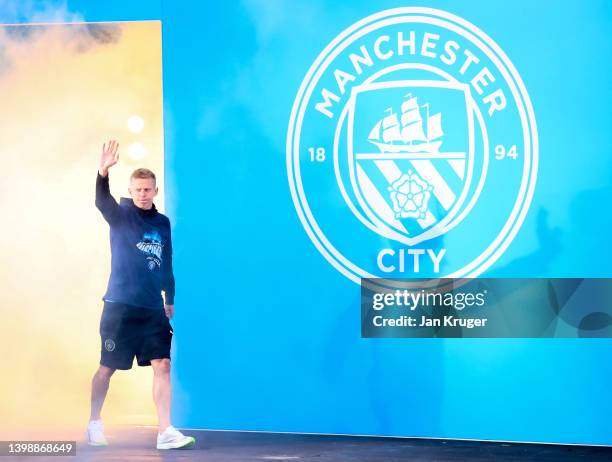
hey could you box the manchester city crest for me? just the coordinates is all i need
[104,338,116,352]
[287,8,538,284]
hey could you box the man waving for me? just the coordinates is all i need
[87,140,195,450]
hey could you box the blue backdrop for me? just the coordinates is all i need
[5,0,611,445]
[161,0,612,445]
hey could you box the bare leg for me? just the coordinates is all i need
[151,358,171,432]
[90,365,115,421]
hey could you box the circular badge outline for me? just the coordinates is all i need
[287,7,538,283]
[288,10,536,281]
[104,338,116,352]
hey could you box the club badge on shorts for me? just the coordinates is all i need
[104,339,116,352]
[287,8,538,285]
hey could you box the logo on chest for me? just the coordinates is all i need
[136,230,163,270]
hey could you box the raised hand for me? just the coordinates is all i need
[99,140,120,177]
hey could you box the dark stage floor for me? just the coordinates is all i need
[5,427,612,461]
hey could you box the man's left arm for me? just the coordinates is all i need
[163,223,175,320]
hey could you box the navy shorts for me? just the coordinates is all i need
[99,301,173,370]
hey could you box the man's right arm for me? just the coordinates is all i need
[95,140,121,224]
[95,171,121,224]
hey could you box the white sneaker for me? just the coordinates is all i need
[86,419,108,446]
[156,425,196,450]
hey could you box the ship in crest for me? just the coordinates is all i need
[368,93,443,153]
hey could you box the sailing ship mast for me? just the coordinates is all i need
[368,93,444,153]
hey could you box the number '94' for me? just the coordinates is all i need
[495,144,518,160]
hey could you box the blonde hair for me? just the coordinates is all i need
[130,168,156,184]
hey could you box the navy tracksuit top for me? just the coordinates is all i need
[95,173,175,309]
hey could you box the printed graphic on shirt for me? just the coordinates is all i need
[136,230,163,271]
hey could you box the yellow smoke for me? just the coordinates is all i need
[0,21,164,431]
